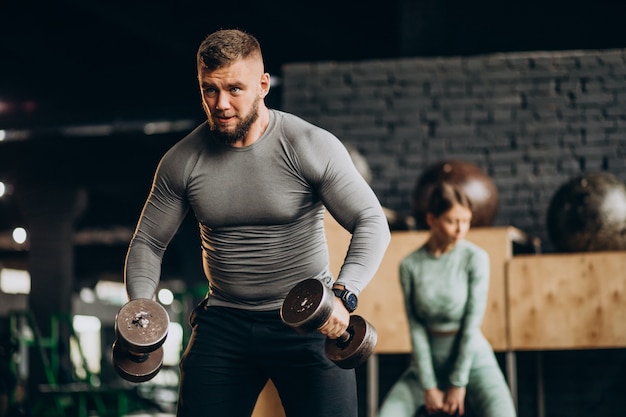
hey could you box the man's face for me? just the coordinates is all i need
[198,56,269,145]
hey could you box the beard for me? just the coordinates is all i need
[208,99,259,145]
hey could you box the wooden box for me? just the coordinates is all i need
[508,251,626,350]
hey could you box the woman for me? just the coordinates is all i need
[377,182,516,417]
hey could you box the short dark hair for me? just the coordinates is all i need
[197,29,263,70]
[427,182,472,217]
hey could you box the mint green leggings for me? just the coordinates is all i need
[377,334,516,417]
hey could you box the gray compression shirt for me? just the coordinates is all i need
[124,109,390,310]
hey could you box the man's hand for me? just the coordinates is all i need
[443,386,466,416]
[318,297,350,339]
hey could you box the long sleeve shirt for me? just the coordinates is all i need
[124,109,390,310]
[399,239,490,388]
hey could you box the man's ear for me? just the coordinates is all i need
[260,73,271,98]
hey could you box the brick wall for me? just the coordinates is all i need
[280,49,626,417]
[281,48,626,252]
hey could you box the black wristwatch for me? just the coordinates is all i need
[332,287,358,313]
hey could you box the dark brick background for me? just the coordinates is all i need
[281,48,626,253]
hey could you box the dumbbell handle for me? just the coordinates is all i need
[335,320,360,346]
[125,347,152,363]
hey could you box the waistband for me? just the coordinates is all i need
[428,328,460,336]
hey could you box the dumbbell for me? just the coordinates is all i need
[280,278,377,369]
[111,298,169,383]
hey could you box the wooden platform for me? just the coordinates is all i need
[507,251,626,350]
[356,226,527,353]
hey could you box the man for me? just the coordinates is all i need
[124,28,390,417]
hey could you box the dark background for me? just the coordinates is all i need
[0,0,625,278]
[2,0,626,128]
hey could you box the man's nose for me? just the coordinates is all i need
[215,92,230,110]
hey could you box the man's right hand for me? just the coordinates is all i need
[318,296,350,339]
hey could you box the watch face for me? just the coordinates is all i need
[333,288,358,312]
[345,292,358,311]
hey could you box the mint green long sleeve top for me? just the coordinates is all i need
[399,239,490,389]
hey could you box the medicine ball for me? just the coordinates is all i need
[546,171,626,252]
[412,160,499,230]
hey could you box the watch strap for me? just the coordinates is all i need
[332,287,357,312]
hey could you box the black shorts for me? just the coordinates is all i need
[176,304,357,417]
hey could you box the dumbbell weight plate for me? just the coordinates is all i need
[325,315,378,369]
[112,340,163,383]
[115,298,169,353]
[280,279,335,333]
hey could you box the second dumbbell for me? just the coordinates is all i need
[112,298,169,383]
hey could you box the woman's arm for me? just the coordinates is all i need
[400,261,438,390]
[448,247,490,387]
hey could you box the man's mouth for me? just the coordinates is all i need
[215,115,234,124]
